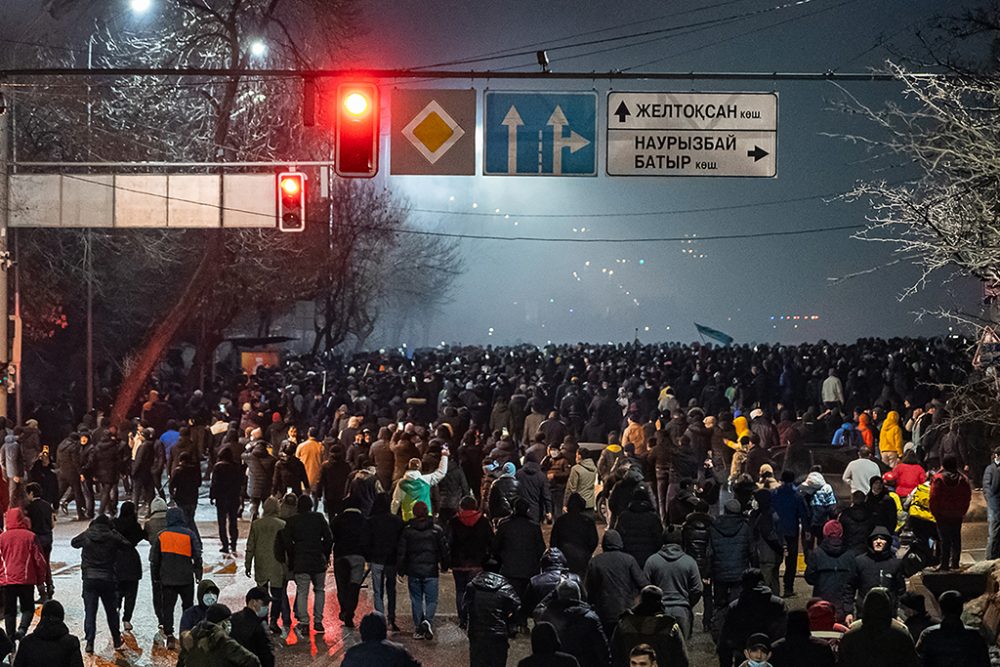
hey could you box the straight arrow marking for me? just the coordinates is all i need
[501,105,524,174]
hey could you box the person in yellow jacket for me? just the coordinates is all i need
[905,471,937,564]
[879,411,904,468]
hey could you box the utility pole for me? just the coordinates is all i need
[0,87,9,420]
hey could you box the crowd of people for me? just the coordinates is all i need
[0,336,992,667]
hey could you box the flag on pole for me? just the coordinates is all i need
[694,322,734,345]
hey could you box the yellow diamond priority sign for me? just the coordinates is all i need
[391,90,475,175]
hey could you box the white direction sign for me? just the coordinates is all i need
[607,91,777,177]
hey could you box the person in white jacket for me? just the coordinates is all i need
[390,448,449,520]
[842,447,881,495]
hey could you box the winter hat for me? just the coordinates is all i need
[822,520,844,540]
[359,611,388,641]
[661,525,683,546]
[150,497,168,514]
[296,494,313,513]
[412,501,429,519]
[555,579,581,601]
[903,441,916,454]
[724,498,742,515]
[746,633,771,651]
[749,408,764,420]
[502,462,516,477]
[41,600,64,622]
[639,585,663,608]
[205,604,232,624]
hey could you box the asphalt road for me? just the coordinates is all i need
[42,500,989,667]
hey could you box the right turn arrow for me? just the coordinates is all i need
[747,145,769,162]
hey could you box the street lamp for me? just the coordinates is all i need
[129,0,152,13]
[249,39,267,58]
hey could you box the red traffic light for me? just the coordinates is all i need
[336,82,379,178]
[277,172,305,233]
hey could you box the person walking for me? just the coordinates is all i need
[391,449,449,521]
[610,586,691,667]
[614,486,662,571]
[340,611,421,667]
[915,589,990,667]
[244,497,289,635]
[209,448,243,556]
[130,428,157,513]
[717,569,787,667]
[229,588,275,667]
[143,496,169,641]
[317,444,351,522]
[642,527,702,639]
[396,501,449,640]
[491,497,545,631]
[681,499,714,633]
[929,456,972,571]
[169,452,202,533]
[585,529,648,639]
[463,562,521,667]
[56,432,86,520]
[447,495,493,629]
[277,494,332,633]
[770,470,807,598]
[837,588,917,667]
[0,506,44,646]
[3,434,25,509]
[331,496,366,628]
[981,447,1000,560]
[176,604,260,667]
[150,506,203,649]
[709,499,754,629]
[534,580,611,667]
[550,492,599,576]
[180,579,220,632]
[24,482,54,603]
[295,427,324,493]
[847,527,905,619]
[842,448,881,496]
[243,438,275,520]
[521,548,583,619]
[70,514,130,653]
[362,493,404,631]
[13,600,77,667]
[768,609,835,667]
[565,449,598,515]
[803,520,854,622]
[516,622,580,667]
[112,501,146,633]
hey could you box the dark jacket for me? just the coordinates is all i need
[709,513,754,584]
[277,509,333,575]
[610,605,689,667]
[849,527,905,615]
[56,436,82,480]
[493,512,546,580]
[271,454,309,497]
[915,617,990,667]
[177,620,260,667]
[70,518,131,581]
[340,613,420,667]
[169,461,202,507]
[769,635,835,667]
[397,516,449,579]
[331,507,366,560]
[131,437,155,482]
[838,588,918,667]
[840,503,876,554]
[584,530,647,629]
[643,544,703,611]
[516,461,552,522]
[436,457,470,512]
[487,474,520,520]
[150,508,203,586]
[804,538,854,620]
[463,571,520,638]
[614,495,663,569]
[446,509,492,570]
[244,441,275,499]
[369,440,395,493]
[13,618,81,667]
[363,505,405,566]
[771,484,807,538]
[86,437,121,484]
[535,597,610,667]
[550,504,599,576]
[209,459,243,508]
[718,584,787,667]
[229,607,275,667]
[112,511,146,582]
[681,511,713,575]
[317,459,351,517]
[522,549,584,617]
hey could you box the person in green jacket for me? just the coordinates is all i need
[565,450,598,514]
[391,448,449,521]
[244,497,289,635]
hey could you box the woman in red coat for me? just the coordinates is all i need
[929,456,972,571]
[883,450,925,498]
[0,507,48,638]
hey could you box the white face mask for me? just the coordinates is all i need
[203,593,218,607]
[256,605,268,619]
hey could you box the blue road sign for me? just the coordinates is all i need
[484,91,597,176]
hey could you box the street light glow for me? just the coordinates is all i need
[249,40,267,57]
[129,0,152,13]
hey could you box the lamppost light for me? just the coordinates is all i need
[129,0,152,14]
[250,40,267,57]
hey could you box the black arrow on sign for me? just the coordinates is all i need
[747,145,769,162]
[613,101,631,123]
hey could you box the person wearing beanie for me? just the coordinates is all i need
[396,501,449,640]
[12,600,71,667]
[610,585,689,667]
[838,588,917,667]
[516,621,579,667]
[340,611,421,667]
[70,512,131,652]
[486,458,520,521]
[708,498,753,631]
[390,446,450,522]
[585,529,648,639]
[276,493,332,634]
[642,526,702,638]
[178,604,260,667]
[768,609,834,667]
[491,496,545,632]
[534,579,610,667]
[915,589,989,666]
[229,588,275,667]
[614,485,663,570]
[804,520,854,622]
[898,592,935,641]
[717,569,787,667]
[244,496,289,635]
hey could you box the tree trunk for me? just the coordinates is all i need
[110,233,221,427]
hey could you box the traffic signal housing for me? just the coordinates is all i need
[335,82,379,177]
[277,172,305,233]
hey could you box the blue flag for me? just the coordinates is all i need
[694,322,734,345]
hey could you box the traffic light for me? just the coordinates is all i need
[335,82,379,177]
[277,172,305,233]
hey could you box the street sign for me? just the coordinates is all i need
[484,91,597,176]
[973,326,1000,369]
[606,91,777,177]
[391,89,475,175]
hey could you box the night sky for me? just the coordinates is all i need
[1,0,986,347]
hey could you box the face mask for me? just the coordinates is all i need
[203,593,218,607]
[746,662,768,667]
[256,605,268,619]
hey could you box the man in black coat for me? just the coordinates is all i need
[847,526,905,619]
[396,501,449,640]
[12,601,75,667]
[70,514,131,652]
[277,494,333,632]
[229,588,275,667]
[769,609,835,667]
[708,499,754,630]
[915,590,990,667]
[515,460,552,524]
[317,444,351,521]
[130,428,157,513]
[341,611,421,667]
[463,562,520,667]
[681,500,713,632]
[363,493,405,631]
[584,529,648,638]
[717,569,787,667]
[534,580,610,667]
[56,433,86,520]
[447,495,493,629]
[610,585,689,667]
[614,486,662,570]
[331,496,366,627]
[492,497,545,630]
[521,548,583,619]
[209,448,243,555]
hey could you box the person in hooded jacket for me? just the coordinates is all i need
[70,513,131,651]
[516,459,552,524]
[847,527,905,619]
[463,561,521,667]
[566,449,598,514]
[271,441,309,497]
[346,460,381,518]
[915,589,989,667]
[770,470,807,598]
[517,621,580,667]
[879,411,904,468]
[487,462,520,522]
[768,609,834,667]
[882,450,925,500]
[614,486,663,570]
[176,603,260,667]
[804,520,854,622]
[340,611,421,667]
[143,496,169,635]
[929,456,972,571]
[363,493,405,631]
[56,432,86,520]
[180,579,221,632]
[436,452,471,526]
[610,585,689,667]
[717,569,787,667]
[397,501,449,640]
[709,499,755,625]
[209,448,242,556]
[130,428,157,513]
[838,588,917,667]
[492,497,545,630]
[112,501,146,633]
[12,600,75,667]
[799,472,837,548]
[391,451,449,522]
[243,439,275,520]
[151,506,203,648]
[169,451,202,535]
[680,499,714,632]
[277,494,332,632]
[244,496,289,635]
[866,476,902,536]
[229,588,274,667]
[534,580,610,667]
[317,444,351,522]
[521,548,584,619]
[642,526,702,639]
[331,495,366,627]
[839,491,876,555]
[551,492,599,576]
[447,495,493,629]
[585,529,648,638]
